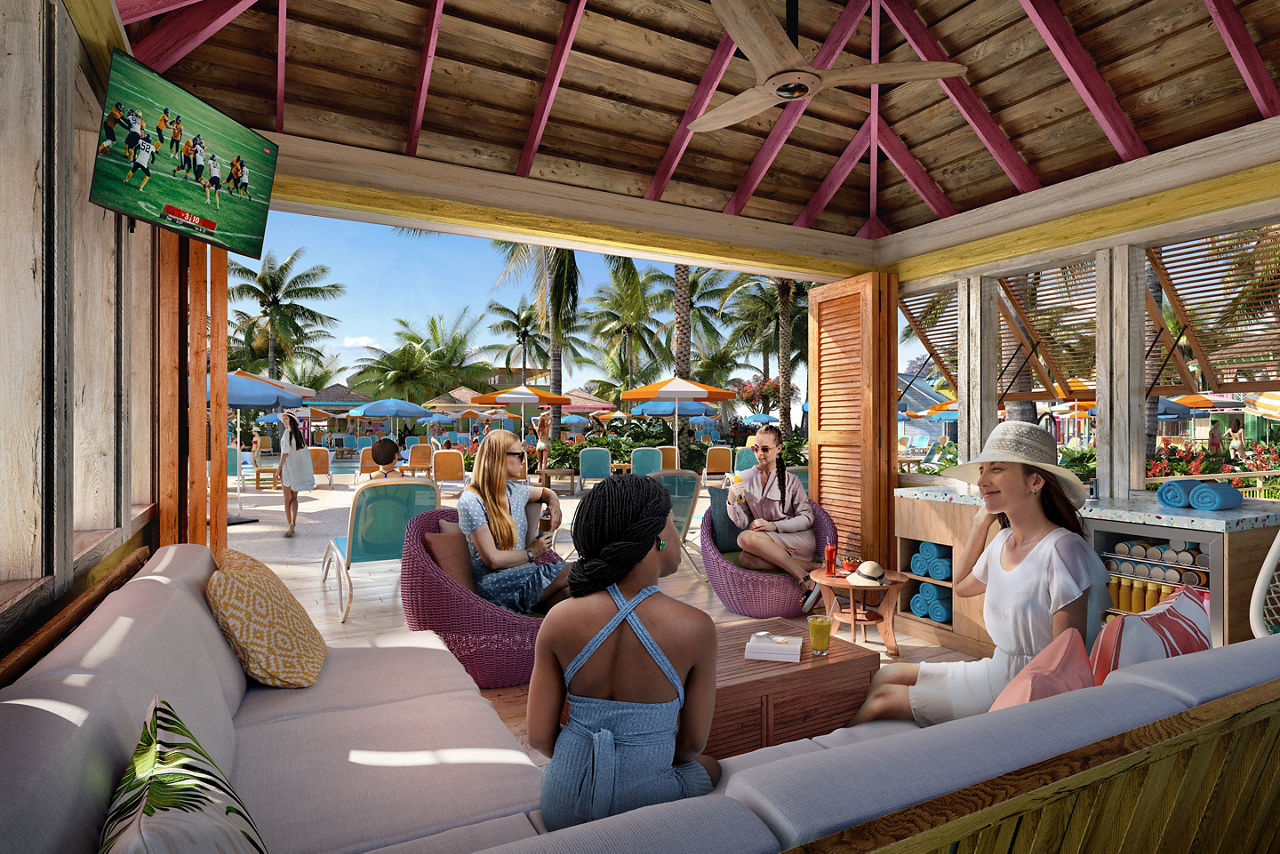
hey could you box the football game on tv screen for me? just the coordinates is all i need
[90,49,277,259]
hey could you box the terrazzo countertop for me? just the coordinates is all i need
[895,486,1280,532]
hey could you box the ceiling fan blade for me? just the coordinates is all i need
[688,85,784,132]
[818,61,967,89]
[711,0,807,84]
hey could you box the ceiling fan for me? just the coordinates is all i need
[689,0,967,132]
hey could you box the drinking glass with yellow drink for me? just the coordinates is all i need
[807,615,832,656]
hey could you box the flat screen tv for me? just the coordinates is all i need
[90,49,278,259]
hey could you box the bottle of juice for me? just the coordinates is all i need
[1159,583,1175,603]
[1132,579,1147,612]
[1118,576,1133,613]
[1145,581,1161,611]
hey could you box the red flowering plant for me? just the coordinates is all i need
[730,375,799,415]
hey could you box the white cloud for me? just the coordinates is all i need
[342,336,378,349]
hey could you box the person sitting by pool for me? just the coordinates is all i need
[369,438,404,479]
[529,474,720,831]
[853,421,1109,727]
[725,424,819,592]
[457,430,570,613]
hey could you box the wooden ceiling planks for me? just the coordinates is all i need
[141,0,1280,243]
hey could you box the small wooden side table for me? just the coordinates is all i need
[610,462,632,473]
[537,468,577,495]
[255,466,280,489]
[809,568,910,657]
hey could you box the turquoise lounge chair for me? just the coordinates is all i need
[631,447,662,477]
[579,447,611,489]
[649,469,703,577]
[405,436,420,448]
[322,479,440,623]
[735,447,758,472]
[356,436,373,451]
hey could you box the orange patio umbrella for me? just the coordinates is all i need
[925,399,958,415]
[471,384,572,433]
[621,377,735,441]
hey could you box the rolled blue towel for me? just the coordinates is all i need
[928,599,953,623]
[918,542,952,559]
[1189,481,1244,511]
[910,593,930,618]
[909,553,929,576]
[926,557,953,581]
[1157,479,1196,508]
[919,582,951,603]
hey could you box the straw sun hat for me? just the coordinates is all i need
[941,421,1089,509]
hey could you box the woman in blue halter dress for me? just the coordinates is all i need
[528,475,720,831]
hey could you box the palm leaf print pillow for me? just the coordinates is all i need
[99,696,267,853]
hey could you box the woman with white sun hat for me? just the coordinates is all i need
[853,421,1109,726]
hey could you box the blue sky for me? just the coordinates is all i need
[231,210,925,419]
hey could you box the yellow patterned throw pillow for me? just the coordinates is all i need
[206,550,326,687]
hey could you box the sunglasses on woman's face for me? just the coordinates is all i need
[507,450,527,461]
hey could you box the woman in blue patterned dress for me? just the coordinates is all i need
[529,475,720,830]
[456,430,571,613]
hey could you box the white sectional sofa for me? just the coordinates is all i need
[3,543,1279,852]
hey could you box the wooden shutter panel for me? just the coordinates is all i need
[808,273,898,568]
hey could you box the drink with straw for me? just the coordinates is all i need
[732,473,746,502]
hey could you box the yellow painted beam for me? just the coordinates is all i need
[272,175,875,282]
[62,0,129,87]
[884,161,1280,281]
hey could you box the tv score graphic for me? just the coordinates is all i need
[162,205,217,236]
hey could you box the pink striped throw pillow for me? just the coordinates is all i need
[1089,585,1211,685]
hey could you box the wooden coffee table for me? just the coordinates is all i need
[705,618,879,759]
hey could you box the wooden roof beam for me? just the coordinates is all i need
[405,0,445,157]
[65,0,129,86]
[516,0,587,178]
[723,0,871,216]
[275,0,287,134]
[882,0,1040,194]
[115,0,201,26]
[132,0,257,73]
[794,119,872,227]
[1018,0,1147,162]
[1203,0,1280,119]
[876,114,957,218]
[645,34,736,202]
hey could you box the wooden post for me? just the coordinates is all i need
[187,241,208,545]
[957,276,999,459]
[1094,245,1146,499]
[157,231,182,546]
[209,248,228,558]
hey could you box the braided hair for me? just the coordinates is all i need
[756,424,792,516]
[568,475,672,597]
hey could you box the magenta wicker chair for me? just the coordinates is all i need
[700,500,838,619]
[401,508,563,689]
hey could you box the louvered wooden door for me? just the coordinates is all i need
[808,273,898,568]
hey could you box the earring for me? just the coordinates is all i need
[658,539,667,551]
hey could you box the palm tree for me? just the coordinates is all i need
[230,312,333,372]
[776,278,796,435]
[483,296,545,385]
[493,241,582,438]
[348,345,436,402]
[651,266,755,355]
[586,349,665,408]
[392,309,496,393]
[283,352,345,392]
[692,340,753,427]
[227,248,345,379]
[584,263,667,390]
[672,264,691,379]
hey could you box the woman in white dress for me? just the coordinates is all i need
[278,412,315,538]
[854,421,1109,726]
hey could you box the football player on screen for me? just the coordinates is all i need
[97,101,124,156]
[123,132,156,191]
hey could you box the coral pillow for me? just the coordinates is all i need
[989,628,1094,712]
[206,550,326,687]
[424,528,475,592]
[1089,585,1211,685]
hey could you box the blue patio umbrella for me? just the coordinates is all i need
[802,401,808,412]
[255,413,281,424]
[348,398,429,419]
[743,413,779,424]
[417,412,456,424]
[688,415,717,425]
[631,401,716,417]
[212,373,304,410]
[561,414,590,425]
[931,410,959,423]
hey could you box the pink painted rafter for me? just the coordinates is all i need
[793,119,872,228]
[132,0,258,73]
[875,115,956,218]
[516,0,587,178]
[882,0,1040,193]
[115,0,203,26]
[275,0,287,134]
[1019,0,1146,161]
[1203,0,1280,119]
[405,0,445,157]
[645,34,736,202]
[722,0,871,216]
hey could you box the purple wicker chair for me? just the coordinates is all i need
[401,508,563,689]
[700,500,838,619]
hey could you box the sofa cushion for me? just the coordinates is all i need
[22,546,244,772]
[364,814,538,853]
[1104,632,1280,708]
[0,674,139,853]
[206,554,327,688]
[424,528,475,592]
[725,682,1188,848]
[706,487,746,553]
[479,795,781,854]
[232,690,542,853]
[1090,585,1210,684]
[234,632,477,728]
[813,718,922,749]
[712,739,824,796]
[990,627,1094,710]
[100,696,266,853]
